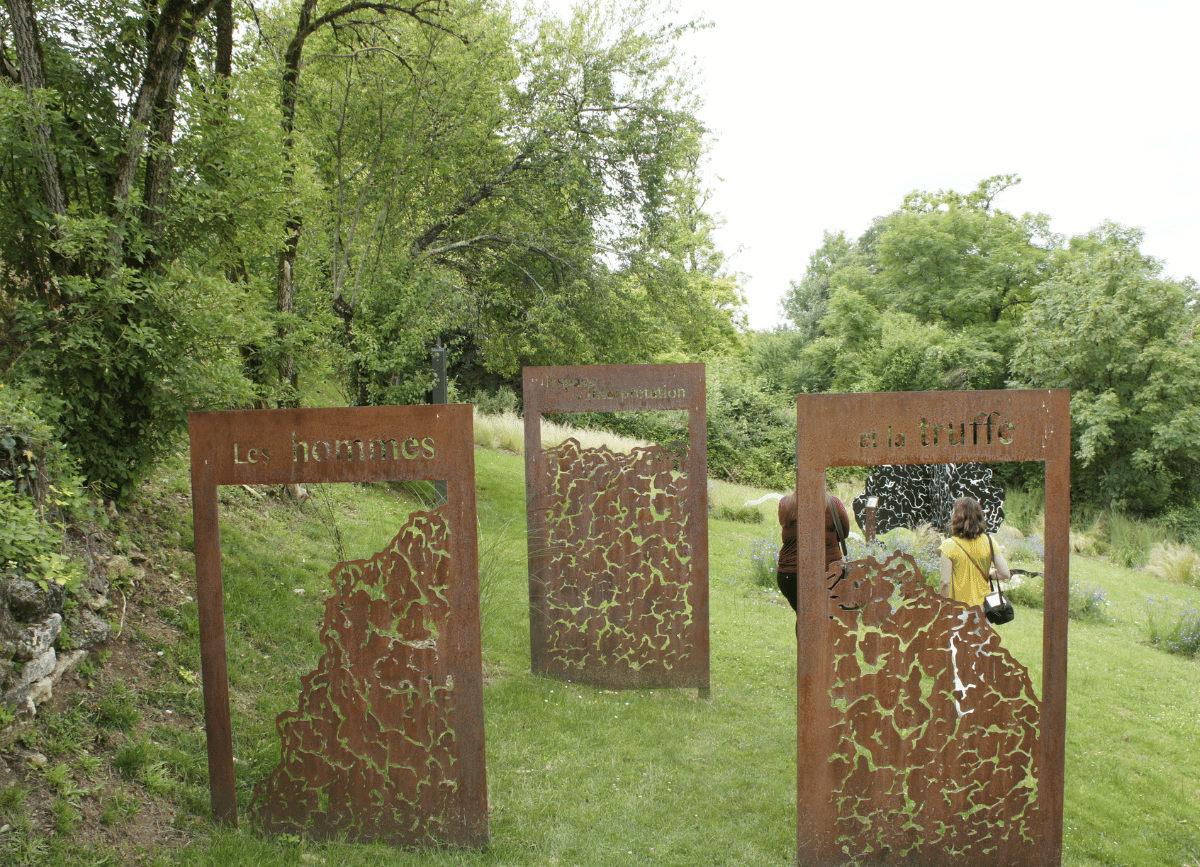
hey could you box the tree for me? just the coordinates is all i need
[1011,222,1200,513]
[775,175,1060,397]
[0,0,278,500]
[286,0,741,404]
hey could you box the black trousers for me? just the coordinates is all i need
[776,571,797,612]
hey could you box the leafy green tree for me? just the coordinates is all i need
[776,175,1059,397]
[1011,222,1200,513]
[0,0,282,500]
[289,0,740,404]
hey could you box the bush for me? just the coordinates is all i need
[1005,572,1044,609]
[0,387,99,582]
[0,484,63,576]
[471,386,520,416]
[711,503,764,524]
[1144,597,1200,658]
[1005,533,1045,567]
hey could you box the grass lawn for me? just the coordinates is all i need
[142,445,1200,866]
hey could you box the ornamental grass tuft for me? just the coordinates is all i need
[1145,541,1200,587]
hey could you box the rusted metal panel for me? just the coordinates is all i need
[523,364,709,692]
[188,405,486,848]
[794,390,1069,867]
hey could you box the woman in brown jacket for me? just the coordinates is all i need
[775,491,850,612]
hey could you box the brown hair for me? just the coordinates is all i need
[950,497,986,540]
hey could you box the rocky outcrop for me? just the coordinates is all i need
[1,571,113,749]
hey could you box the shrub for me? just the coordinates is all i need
[711,503,764,524]
[1005,533,1045,567]
[1005,572,1044,609]
[471,386,520,416]
[1144,597,1200,658]
[0,483,63,576]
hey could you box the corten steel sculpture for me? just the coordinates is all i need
[851,462,1005,538]
[188,406,487,848]
[794,391,1070,867]
[523,364,709,692]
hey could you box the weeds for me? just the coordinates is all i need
[1145,597,1200,658]
[94,683,141,732]
[742,537,778,588]
[1068,582,1109,622]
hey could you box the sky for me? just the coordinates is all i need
[632,0,1199,329]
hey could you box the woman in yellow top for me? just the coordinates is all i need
[939,497,1010,607]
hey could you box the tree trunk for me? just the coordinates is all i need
[3,0,68,287]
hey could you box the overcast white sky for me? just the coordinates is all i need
[630,0,1200,330]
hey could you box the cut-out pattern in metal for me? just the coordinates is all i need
[250,507,461,846]
[538,438,695,683]
[825,551,1041,861]
[851,463,1005,537]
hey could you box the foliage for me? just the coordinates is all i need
[741,537,778,588]
[1,0,740,500]
[1003,571,1044,610]
[776,175,1058,397]
[1144,596,1200,658]
[1144,541,1200,587]
[1011,222,1200,514]
[845,528,941,588]
[1068,582,1110,623]
[282,0,742,405]
[710,503,764,524]
[0,483,62,577]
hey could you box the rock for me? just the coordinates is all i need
[22,749,47,769]
[24,650,86,709]
[106,555,135,582]
[0,711,34,751]
[15,614,61,661]
[1,576,66,622]
[26,677,54,706]
[62,608,111,651]
[79,575,111,612]
[14,648,56,689]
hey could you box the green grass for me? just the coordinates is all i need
[42,434,1200,866]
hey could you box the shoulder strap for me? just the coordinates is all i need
[954,535,1003,595]
[953,536,991,584]
[827,495,848,557]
